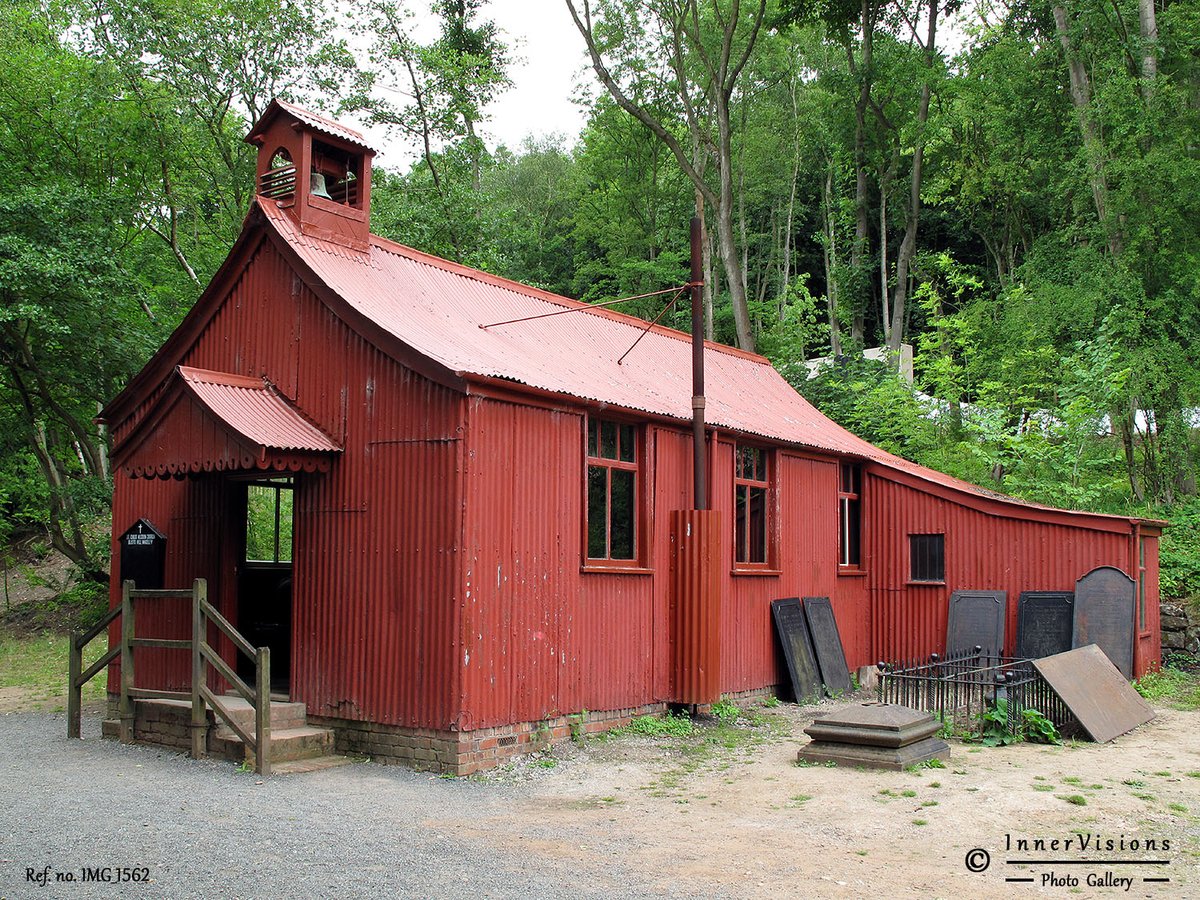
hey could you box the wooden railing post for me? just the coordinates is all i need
[118,580,135,743]
[255,646,271,776]
[67,632,82,739]
[190,579,208,760]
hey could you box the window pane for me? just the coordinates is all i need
[735,484,748,562]
[610,469,636,560]
[587,419,598,457]
[846,498,860,567]
[587,466,607,558]
[910,534,944,581]
[277,487,294,562]
[601,421,617,459]
[246,485,277,562]
[839,497,849,566]
[618,424,635,462]
[749,486,767,563]
[752,448,764,481]
[736,446,749,480]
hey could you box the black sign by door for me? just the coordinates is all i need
[119,518,166,589]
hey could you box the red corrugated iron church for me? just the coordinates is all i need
[99,101,1163,773]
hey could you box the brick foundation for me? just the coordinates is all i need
[308,701,671,775]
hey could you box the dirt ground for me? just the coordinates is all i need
[452,696,1200,898]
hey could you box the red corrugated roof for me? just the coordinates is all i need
[178,366,341,453]
[259,202,1155,526]
[245,98,374,151]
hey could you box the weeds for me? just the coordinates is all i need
[1135,666,1200,710]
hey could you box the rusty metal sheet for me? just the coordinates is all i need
[1032,644,1154,742]
[946,590,1007,654]
[670,510,723,706]
[771,598,821,703]
[802,597,853,695]
[1074,566,1135,679]
[1015,591,1074,660]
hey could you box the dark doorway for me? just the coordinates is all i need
[237,478,294,694]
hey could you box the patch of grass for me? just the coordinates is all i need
[0,630,109,707]
[711,699,740,724]
[788,794,812,806]
[1032,784,1055,792]
[1123,778,1145,787]
[536,758,558,769]
[1062,775,1083,785]
[622,712,696,738]
[1058,794,1088,806]
[1168,802,1187,813]
[1135,666,1200,710]
[921,799,938,807]
[855,850,868,857]
[900,789,917,798]
[1131,792,1156,802]
[761,695,780,708]
[1153,771,1172,778]
[1185,771,1200,779]
[912,818,928,826]
[928,781,941,788]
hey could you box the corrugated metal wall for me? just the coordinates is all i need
[110,241,466,729]
[863,473,1150,670]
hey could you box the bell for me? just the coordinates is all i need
[309,171,333,200]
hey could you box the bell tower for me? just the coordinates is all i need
[245,99,376,252]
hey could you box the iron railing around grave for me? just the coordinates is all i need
[877,646,1078,738]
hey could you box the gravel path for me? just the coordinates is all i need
[0,711,698,900]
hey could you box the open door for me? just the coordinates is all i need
[236,478,294,694]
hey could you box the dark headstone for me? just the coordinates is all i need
[946,590,1007,655]
[119,518,166,589]
[1073,566,1136,679]
[802,597,854,695]
[1015,591,1075,660]
[771,598,821,703]
[797,703,951,770]
[1033,644,1153,742]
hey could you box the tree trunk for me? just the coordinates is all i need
[887,0,938,355]
[820,166,842,356]
[1053,3,1123,257]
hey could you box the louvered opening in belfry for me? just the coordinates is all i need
[260,147,296,199]
[311,139,362,208]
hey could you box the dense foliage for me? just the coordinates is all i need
[0,0,1197,597]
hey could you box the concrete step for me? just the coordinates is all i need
[210,696,309,731]
[271,754,359,775]
[209,724,336,764]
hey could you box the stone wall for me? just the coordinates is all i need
[1160,600,1200,657]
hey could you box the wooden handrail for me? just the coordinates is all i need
[68,577,272,776]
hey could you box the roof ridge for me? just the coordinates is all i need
[364,230,773,366]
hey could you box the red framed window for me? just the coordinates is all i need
[586,419,638,562]
[839,463,862,569]
[910,533,945,583]
[734,445,771,566]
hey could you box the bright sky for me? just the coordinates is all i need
[357,2,591,168]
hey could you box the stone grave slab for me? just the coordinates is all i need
[1015,591,1074,660]
[802,596,853,696]
[1032,644,1153,742]
[771,598,821,703]
[946,590,1007,655]
[797,703,950,770]
[1073,566,1135,680]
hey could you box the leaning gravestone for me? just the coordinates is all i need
[1015,591,1075,660]
[1073,566,1136,680]
[771,598,822,703]
[1033,644,1153,741]
[802,597,854,696]
[946,590,1007,656]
